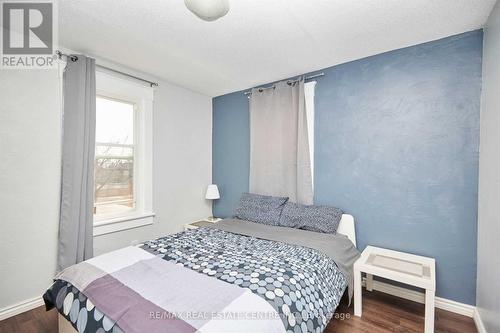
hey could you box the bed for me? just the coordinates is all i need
[46,215,359,333]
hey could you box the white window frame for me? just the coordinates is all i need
[93,70,154,236]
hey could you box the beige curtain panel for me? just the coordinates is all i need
[249,79,313,204]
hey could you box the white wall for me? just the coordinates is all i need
[0,69,61,310]
[477,1,500,332]
[0,62,212,310]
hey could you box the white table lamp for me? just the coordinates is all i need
[206,184,220,200]
[205,184,220,222]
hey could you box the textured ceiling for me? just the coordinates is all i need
[59,0,497,96]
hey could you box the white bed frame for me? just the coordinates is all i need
[338,213,356,247]
[59,214,357,332]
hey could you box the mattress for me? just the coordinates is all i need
[43,218,359,333]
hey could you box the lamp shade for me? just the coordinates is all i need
[205,184,220,200]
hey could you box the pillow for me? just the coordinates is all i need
[279,202,343,234]
[234,193,288,225]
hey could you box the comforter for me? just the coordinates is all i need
[44,219,359,333]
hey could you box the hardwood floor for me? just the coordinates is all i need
[327,290,477,333]
[0,290,477,333]
[0,305,57,333]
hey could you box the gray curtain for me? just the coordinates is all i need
[249,79,313,204]
[57,55,96,271]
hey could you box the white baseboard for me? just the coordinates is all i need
[0,281,486,333]
[473,308,488,333]
[0,296,45,321]
[362,278,475,317]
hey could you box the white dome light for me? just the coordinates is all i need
[184,0,230,21]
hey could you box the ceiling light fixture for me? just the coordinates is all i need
[184,0,229,22]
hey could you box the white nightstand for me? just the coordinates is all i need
[354,246,436,333]
[184,218,222,231]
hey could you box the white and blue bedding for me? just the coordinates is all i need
[44,218,359,333]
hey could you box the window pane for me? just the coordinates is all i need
[96,97,134,145]
[96,145,133,158]
[94,97,135,217]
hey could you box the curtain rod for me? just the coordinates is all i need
[55,50,159,87]
[244,72,324,96]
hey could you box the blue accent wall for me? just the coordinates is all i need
[212,30,482,305]
[213,92,250,216]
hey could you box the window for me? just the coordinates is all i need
[93,71,154,235]
[94,97,136,217]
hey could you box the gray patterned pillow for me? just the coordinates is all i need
[279,202,343,234]
[234,193,288,226]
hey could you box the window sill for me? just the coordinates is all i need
[93,212,155,236]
